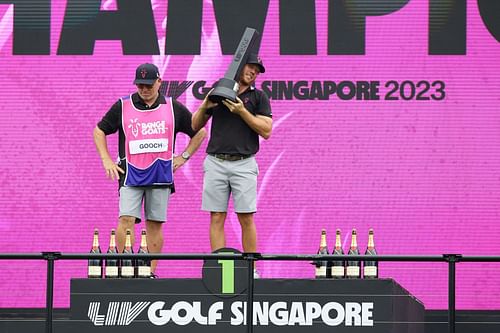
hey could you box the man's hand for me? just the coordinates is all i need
[222,97,246,115]
[173,155,187,172]
[102,158,124,181]
[202,89,218,110]
[192,90,217,131]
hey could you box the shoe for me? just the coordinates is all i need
[253,269,260,279]
[150,273,158,279]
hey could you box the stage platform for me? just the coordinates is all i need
[2,277,499,333]
[2,277,497,333]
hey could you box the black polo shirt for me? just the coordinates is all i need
[206,86,272,155]
[97,92,197,189]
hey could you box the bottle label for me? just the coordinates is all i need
[88,266,102,277]
[105,266,119,277]
[138,266,151,277]
[331,266,345,277]
[364,266,378,277]
[121,266,134,277]
[346,266,360,276]
[315,266,327,277]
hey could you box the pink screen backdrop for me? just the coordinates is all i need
[0,0,499,309]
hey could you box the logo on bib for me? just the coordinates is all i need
[128,118,140,138]
[128,119,167,138]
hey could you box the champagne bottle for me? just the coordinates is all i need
[330,229,346,279]
[120,229,135,278]
[363,228,378,278]
[87,228,102,278]
[314,229,330,278]
[136,229,151,278]
[346,229,361,279]
[105,229,119,278]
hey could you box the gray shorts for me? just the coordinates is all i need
[202,155,259,213]
[119,186,171,223]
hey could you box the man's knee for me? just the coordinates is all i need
[237,213,254,227]
[119,215,136,227]
[146,220,163,233]
[211,212,227,225]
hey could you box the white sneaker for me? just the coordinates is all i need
[253,269,260,279]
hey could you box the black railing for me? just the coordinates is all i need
[1,253,500,333]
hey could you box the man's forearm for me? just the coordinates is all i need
[184,128,207,155]
[93,126,113,161]
[192,107,210,131]
[239,111,273,139]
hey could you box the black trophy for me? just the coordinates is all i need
[208,27,260,103]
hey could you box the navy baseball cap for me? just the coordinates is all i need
[246,53,265,73]
[133,63,160,85]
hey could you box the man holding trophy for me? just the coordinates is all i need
[192,29,272,278]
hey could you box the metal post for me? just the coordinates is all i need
[245,253,257,333]
[444,254,461,333]
[42,252,60,333]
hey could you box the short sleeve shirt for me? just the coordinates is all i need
[206,87,272,155]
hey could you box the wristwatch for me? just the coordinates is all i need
[181,151,191,160]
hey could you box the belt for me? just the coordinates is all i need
[210,153,252,161]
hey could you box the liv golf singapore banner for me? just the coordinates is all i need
[71,278,424,333]
[1,0,499,309]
